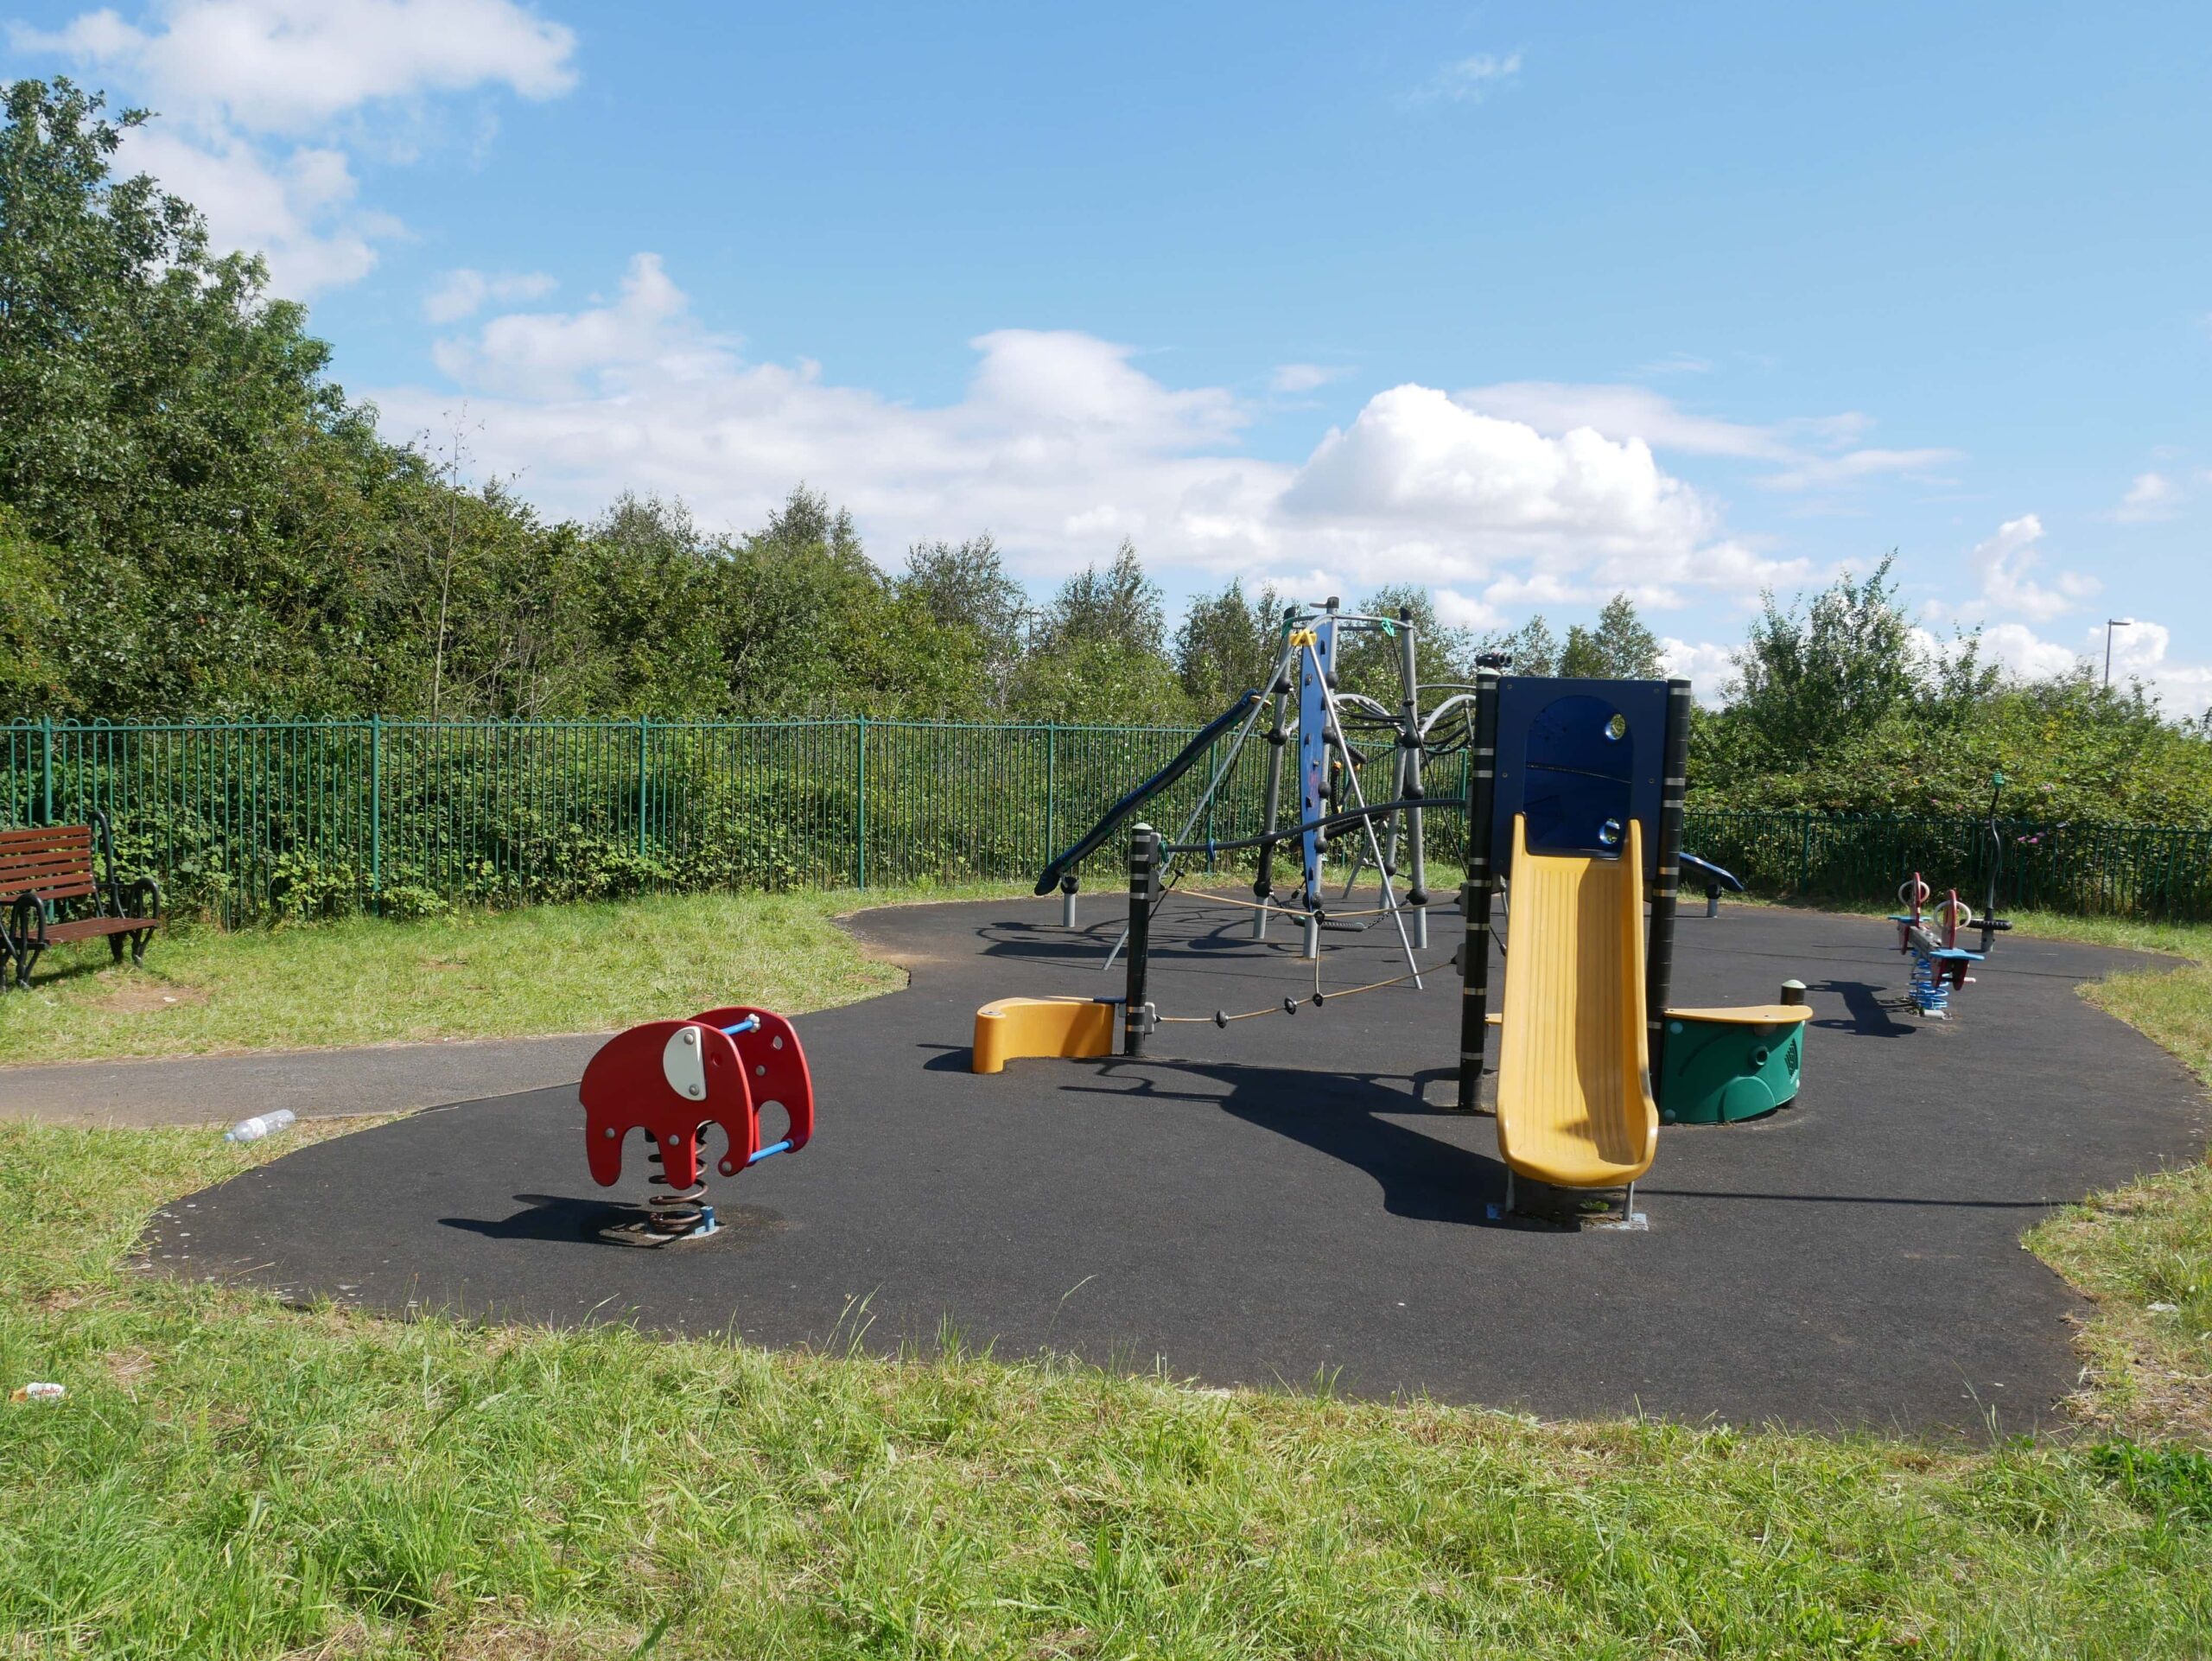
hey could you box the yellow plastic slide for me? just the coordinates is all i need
[1494,814,1660,1188]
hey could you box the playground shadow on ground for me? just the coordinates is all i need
[441,1192,627,1241]
[1066,1058,1512,1228]
[1810,978,1920,1038]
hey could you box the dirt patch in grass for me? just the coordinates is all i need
[101,1346,157,1394]
[92,979,209,1015]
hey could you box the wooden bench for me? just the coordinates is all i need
[0,812,162,991]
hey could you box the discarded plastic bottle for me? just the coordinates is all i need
[224,1108,297,1143]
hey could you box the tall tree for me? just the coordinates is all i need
[0,78,399,714]
[1726,554,1921,761]
[1173,578,1284,710]
[1010,541,1185,722]
[899,532,1028,709]
[1478,614,1560,678]
[558,493,727,715]
[1036,538,1166,657]
[1560,593,1663,679]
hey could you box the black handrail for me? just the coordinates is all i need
[1032,690,1262,895]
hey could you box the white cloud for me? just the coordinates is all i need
[1967,513,2099,622]
[1433,588,1503,631]
[1483,570,1592,609]
[1657,638,1738,702]
[2114,470,2182,523]
[1977,621,2083,682]
[117,124,395,291]
[11,0,576,133]
[375,257,1783,608]
[1274,387,1796,612]
[423,267,556,324]
[1753,447,1961,492]
[2101,621,2212,718]
[1458,382,1787,460]
[1457,381,1961,494]
[1269,363,1347,394]
[1409,51,1522,104]
[431,254,705,397]
[11,0,580,292]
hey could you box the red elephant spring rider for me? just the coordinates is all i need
[581,1006,814,1242]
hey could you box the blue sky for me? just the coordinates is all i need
[7,1,2209,709]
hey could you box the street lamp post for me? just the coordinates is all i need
[2103,618,2137,688]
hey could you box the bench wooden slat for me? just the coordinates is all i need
[0,823,93,840]
[42,916,152,943]
[0,827,93,849]
[1,869,102,895]
[0,862,101,888]
[0,849,99,872]
[7,878,99,903]
[0,848,99,873]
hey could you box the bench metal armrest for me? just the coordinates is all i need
[89,809,151,920]
[119,875,163,921]
[6,890,49,949]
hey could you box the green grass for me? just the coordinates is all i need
[3,1119,2210,1660]
[0,882,1028,1066]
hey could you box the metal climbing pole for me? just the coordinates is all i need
[1252,606,1297,940]
[1644,679,1694,1077]
[1455,670,1502,1112]
[1123,823,1156,1057]
[1395,604,1430,950]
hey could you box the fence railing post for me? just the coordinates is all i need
[636,714,650,856]
[39,715,53,824]
[1044,722,1056,865]
[369,714,384,913]
[854,715,868,890]
[1798,810,1812,890]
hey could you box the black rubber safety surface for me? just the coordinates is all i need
[148,894,2206,1436]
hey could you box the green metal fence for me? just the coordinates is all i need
[1683,808,2212,924]
[3,717,2209,923]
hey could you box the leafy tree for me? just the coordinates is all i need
[0,507,68,714]
[710,486,991,717]
[1560,593,1663,680]
[1478,614,1560,678]
[899,532,1028,709]
[1174,578,1284,710]
[563,494,728,715]
[0,78,400,715]
[1724,555,1920,766]
[1036,538,1166,658]
[1007,636,1192,725]
[1008,539,1187,722]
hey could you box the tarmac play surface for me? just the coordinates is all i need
[147,893,2207,1436]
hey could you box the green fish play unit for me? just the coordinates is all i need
[1656,990,1812,1125]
